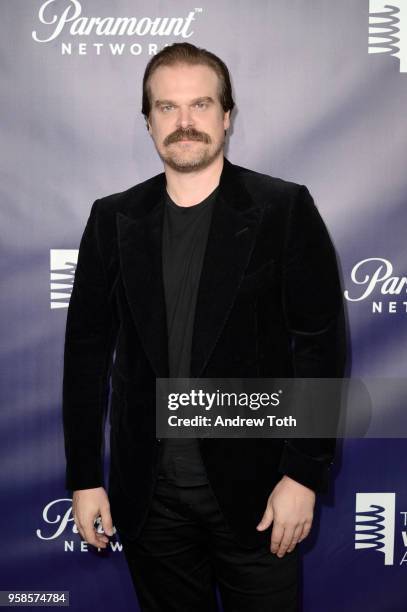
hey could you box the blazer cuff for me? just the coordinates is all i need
[277,440,332,494]
[65,464,104,492]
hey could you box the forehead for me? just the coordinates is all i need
[148,62,220,102]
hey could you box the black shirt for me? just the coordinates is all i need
[157,184,219,486]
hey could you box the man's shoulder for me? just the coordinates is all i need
[230,163,306,214]
[233,162,303,199]
[93,171,165,215]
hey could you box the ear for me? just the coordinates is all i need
[223,109,231,131]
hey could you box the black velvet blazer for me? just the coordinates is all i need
[62,156,346,548]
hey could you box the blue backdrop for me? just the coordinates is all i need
[1,1,406,610]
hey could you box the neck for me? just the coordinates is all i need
[164,153,224,207]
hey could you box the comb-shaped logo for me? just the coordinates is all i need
[355,492,396,565]
[369,1,407,72]
[50,249,78,309]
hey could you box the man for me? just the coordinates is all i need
[63,42,346,611]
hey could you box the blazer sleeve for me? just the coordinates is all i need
[62,199,119,492]
[277,185,347,494]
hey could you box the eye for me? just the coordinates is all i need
[195,101,207,109]
[161,104,174,112]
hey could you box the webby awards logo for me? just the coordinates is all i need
[369,1,407,72]
[50,249,77,309]
[31,0,203,56]
[354,492,407,566]
[355,493,396,565]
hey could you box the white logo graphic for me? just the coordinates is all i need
[36,498,121,552]
[50,249,77,309]
[32,0,200,43]
[369,1,407,72]
[344,257,407,314]
[355,492,396,565]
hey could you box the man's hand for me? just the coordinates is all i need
[72,487,114,549]
[256,475,316,557]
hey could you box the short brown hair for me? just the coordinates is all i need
[142,42,235,123]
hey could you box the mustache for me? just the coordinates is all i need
[164,128,211,146]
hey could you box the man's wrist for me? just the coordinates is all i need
[280,474,316,494]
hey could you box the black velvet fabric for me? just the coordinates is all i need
[62,157,347,548]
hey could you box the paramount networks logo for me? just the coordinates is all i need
[50,249,77,309]
[344,257,407,314]
[368,1,407,72]
[36,498,122,552]
[32,0,202,56]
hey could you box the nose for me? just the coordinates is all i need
[176,105,194,129]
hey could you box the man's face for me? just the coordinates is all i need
[146,62,230,173]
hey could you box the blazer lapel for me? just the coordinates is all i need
[116,157,262,379]
[116,176,168,379]
[190,159,262,377]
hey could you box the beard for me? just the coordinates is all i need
[157,127,225,173]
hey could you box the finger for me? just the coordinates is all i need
[95,532,109,545]
[93,520,109,544]
[82,518,103,548]
[297,520,312,543]
[93,515,110,542]
[286,524,303,552]
[75,511,108,548]
[276,523,296,557]
[72,513,85,540]
[256,505,273,531]
[100,507,114,537]
[270,521,284,553]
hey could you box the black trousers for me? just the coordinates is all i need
[118,476,299,612]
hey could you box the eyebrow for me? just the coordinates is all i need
[154,96,215,107]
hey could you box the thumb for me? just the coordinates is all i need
[256,504,273,531]
[100,508,115,537]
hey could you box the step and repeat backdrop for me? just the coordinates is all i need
[1,1,407,610]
